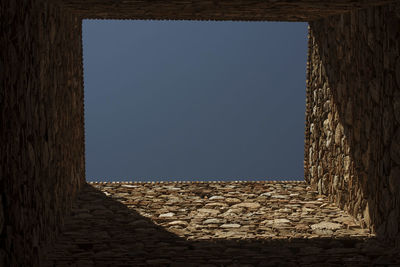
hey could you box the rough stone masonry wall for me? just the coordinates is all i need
[3,0,400,266]
[305,3,400,245]
[0,0,85,266]
[58,0,397,22]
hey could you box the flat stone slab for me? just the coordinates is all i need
[311,222,343,231]
[42,181,400,266]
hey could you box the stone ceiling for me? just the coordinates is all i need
[57,0,397,21]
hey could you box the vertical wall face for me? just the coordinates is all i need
[306,3,400,243]
[0,0,85,266]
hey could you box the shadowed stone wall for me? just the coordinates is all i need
[58,0,397,21]
[305,3,400,245]
[0,0,85,266]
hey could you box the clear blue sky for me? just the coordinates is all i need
[83,20,308,182]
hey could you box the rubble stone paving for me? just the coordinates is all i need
[43,181,400,266]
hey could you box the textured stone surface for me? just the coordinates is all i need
[1,0,85,266]
[305,2,400,245]
[3,0,400,266]
[42,182,400,266]
[58,0,397,21]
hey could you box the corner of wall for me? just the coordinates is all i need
[306,3,400,246]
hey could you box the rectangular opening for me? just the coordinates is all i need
[82,20,308,182]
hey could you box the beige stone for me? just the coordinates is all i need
[310,222,342,230]
[168,220,189,227]
[220,223,241,228]
[159,212,175,218]
[225,198,241,204]
[197,209,220,216]
[203,219,222,224]
[231,202,261,209]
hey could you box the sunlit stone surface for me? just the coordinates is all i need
[43,181,400,266]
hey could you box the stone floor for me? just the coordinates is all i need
[43,181,400,266]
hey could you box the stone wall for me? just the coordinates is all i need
[46,181,396,266]
[305,3,400,245]
[58,0,397,21]
[3,0,400,266]
[0,0,85,266]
